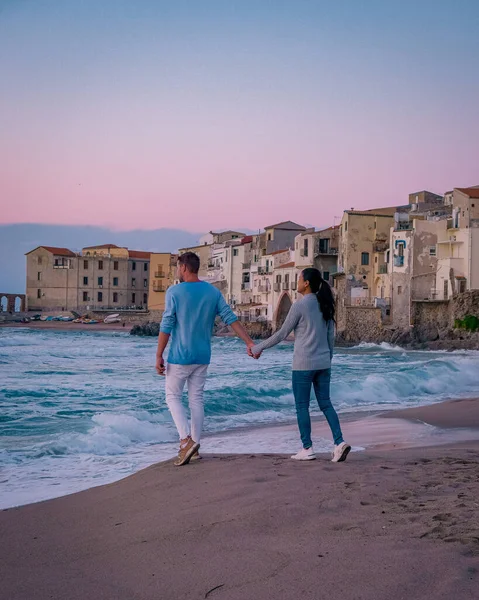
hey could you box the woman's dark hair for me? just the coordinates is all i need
[302,268,335,322]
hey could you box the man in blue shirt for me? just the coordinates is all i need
[156,252,254,465]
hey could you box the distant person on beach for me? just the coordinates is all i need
[249,268,351,462]
[156,252,255,466]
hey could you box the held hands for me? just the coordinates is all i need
[246,342,261,359]
[155,355,166,376]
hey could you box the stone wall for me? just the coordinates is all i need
[453,290,479,321]
[337,306,384,343]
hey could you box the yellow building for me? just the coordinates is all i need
[147,253,178,311]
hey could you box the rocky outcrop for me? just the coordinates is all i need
[130,319,273,340]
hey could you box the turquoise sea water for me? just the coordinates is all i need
[1,328,479,508]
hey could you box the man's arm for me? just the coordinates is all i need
[216,292,255,350]
[156,290,176,375]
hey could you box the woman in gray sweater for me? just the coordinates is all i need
[250,268,350,462]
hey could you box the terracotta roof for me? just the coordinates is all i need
[264,221,306,231]
[128,250,151,260]
[241,235,253,244]
[271,248,290,256]
[319,225,340,233]
[82,243,121,250]
[26,246,77,257]
[456,187,479,199]
[277,261,295,269]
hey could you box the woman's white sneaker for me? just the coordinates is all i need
[331,442,351,463]
[291,447,316,461]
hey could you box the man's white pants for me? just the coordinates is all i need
[165,363,208,443]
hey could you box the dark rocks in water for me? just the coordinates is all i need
[130,322,160,336]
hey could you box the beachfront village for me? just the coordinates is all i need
[5,184,478,346]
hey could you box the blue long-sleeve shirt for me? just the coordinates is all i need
[160,281,238,365]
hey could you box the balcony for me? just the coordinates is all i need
[314,243,338,256]
[154,271,166,278]
[258,267,270,275]
[241,283,252,291]
[378,264,388,274]
[242,262,251,270]
[291,282,297,291]
[152,283,167,292]
[283,282,290,291]
[273,283,281,292]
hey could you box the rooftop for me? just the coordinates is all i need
[277,261,295,269]
[82,243,121,250]
[264,220,306,231]
[26,246,77,257]
[128,250,151,260]
[456,186,479,199]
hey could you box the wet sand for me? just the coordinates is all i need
[1,399,479,600]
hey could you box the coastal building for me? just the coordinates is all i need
[26,246,78,311]
[294,226,339,283]
[147,253,177,311]
[264,221,306,254]
[338,207,398,307]
[26,244,152,312]
[178,230,246,278]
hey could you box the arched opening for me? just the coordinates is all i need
[15,297,22,312]
[276,293,292,329]
[0,296,7,312]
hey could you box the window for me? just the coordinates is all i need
[374,221,377,229]
[98,291,103,302]
[114,261,119,271]
[98,260,103,270]
[98,276,103,286]
[38,256,42,265]
[113,277,119,286]
[84,260,88,269]
[267,233,272,241]
[323,271,330,281]
[375,256,378,263]
[429,246,437,257]
[304,239,309,257]
[83,276,88,285]
[345,221,348,232]
[132,293,136,304]
[83,291,88,301]
[113,292,118,303]
[143,293,148,305]
[397,286,402,295]
[37,272,42,281]
[132,278,136,288]
[144,263,148,271]
[398,243,405,257]
[144,279,148,288]
[361,252,369,266]
[37,289,41,299]
[233,249,239,257]
[132,262,136,271]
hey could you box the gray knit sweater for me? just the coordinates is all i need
[252,293,334,371]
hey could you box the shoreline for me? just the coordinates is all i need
[0,321,132,332]
[1,425,478,599]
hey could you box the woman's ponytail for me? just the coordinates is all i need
[302,268,335,322]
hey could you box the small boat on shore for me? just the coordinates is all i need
[104,314,121,324]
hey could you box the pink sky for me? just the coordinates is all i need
[1,1,478,233]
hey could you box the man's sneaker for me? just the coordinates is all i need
[190,450,202,461]
[174,437,200,466]
[291,447,316,461]
[331,442,351,463]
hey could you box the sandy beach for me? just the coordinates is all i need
[1,399,478,600]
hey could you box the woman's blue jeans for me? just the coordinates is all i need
[292,369,344,448]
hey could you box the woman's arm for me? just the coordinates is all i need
[251,303,301,356]
[327,319,335,360]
